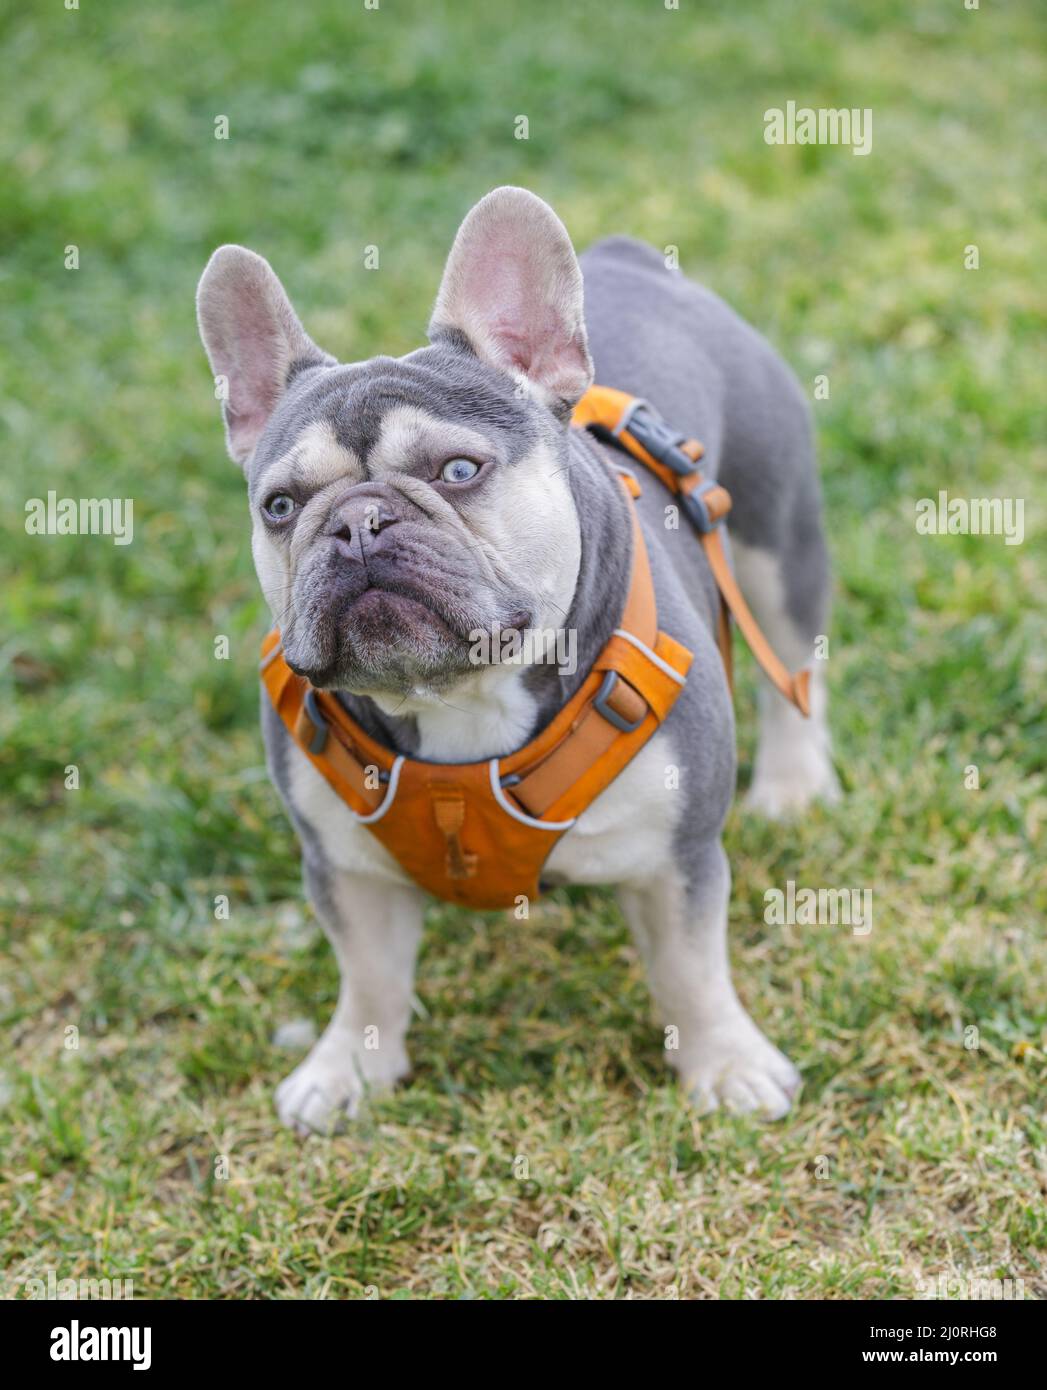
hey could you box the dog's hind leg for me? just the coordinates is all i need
[730,527,841,819]
[715,374,840,820]
[691,326,840,819]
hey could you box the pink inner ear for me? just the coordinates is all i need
[431,191,594,406]
[467,249,584,396]
[216,312,294,461]
[228,301,288,417]
[489,314,557,375]
[199,244,328,463]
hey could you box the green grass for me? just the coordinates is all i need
[1,0,1044,1299]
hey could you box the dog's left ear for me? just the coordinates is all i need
[428,186,593,420]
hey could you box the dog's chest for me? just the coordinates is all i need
[286,729,681,894]
[539,732,681,886]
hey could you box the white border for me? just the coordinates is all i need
[259,641,283,672]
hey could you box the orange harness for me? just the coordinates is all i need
[260,387,810,909]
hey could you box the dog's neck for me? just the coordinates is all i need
[334,431,632,763]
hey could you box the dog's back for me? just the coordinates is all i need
[581,236,823,568]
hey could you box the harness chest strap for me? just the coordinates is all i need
[260,493,692,910]
[572,385,811,717]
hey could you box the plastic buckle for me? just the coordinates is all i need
[623,404,699,478]
[593,671,646,733]
[302,689,329,754]
[680,479,722,534]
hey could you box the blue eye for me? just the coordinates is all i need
[265,493,297,519]
[440,457,479,483]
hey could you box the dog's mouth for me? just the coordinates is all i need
[281,540,537,693]
[344,584,456,637]
[285,580,481,692]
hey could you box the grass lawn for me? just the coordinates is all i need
[1,0,1044,1299]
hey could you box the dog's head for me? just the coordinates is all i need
[196,187,593,701]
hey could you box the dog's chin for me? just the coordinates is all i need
[294,588,476,694]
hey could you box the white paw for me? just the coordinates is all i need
[275,1035,405,1136]
[745,747,840,820]
[680,1015,801,1120]
[275,1049,364,1136]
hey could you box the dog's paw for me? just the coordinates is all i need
[745,750,841,820]
[276,1026,410,1135]
[680,1016,800,1120]
[275,1049,366,1136]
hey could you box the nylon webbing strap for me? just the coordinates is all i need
[507,500,658,817]
[571,386,811,718]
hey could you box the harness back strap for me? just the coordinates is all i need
[572,385,811,717]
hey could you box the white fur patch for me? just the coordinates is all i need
[363,403,497,482]
[254,419,360,497]
[371,664,540,763]
[543,732,682,886]
[287,739,414,887]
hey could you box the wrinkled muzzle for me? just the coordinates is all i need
[280,482,531,693]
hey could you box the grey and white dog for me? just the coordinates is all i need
[197,187,839,1134]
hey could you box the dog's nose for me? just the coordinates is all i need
[332,499,398,549]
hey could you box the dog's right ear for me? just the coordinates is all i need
[196,246,333,466]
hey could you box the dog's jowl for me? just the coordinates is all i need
[197,187,839,1134]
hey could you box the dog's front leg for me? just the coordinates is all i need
[619,840,800,1118]
[275,864,423,1135]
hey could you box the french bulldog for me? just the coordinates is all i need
[196,187,839,1134]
